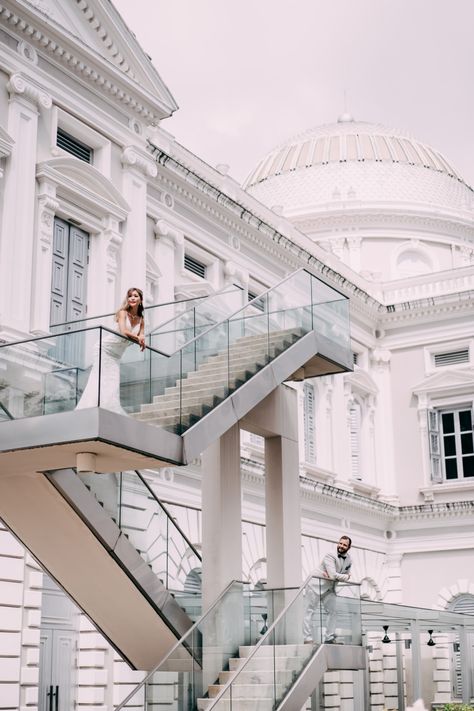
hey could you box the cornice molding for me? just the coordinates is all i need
[293,207,474,242]
[7,71,52,109]
[0,2,166,122]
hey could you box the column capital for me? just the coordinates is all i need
[121,146,157,178]
[153,219,183,247]
[7,73,52,110]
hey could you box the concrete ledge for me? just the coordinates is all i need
[0,408,183,473]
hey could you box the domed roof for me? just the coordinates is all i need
[245,114,464,188]
[244,116,473,214]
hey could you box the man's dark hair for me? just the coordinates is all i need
[340,535,352,547]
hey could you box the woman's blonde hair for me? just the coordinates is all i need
[115,287,144,321]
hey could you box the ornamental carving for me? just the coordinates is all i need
[7,73,52,110]
[121,146,157,178]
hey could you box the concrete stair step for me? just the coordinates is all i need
[218,669,295,686]
[208,683,287,699]
[228,654,308,672]
[197,698,274,711]
[239,643,308,657]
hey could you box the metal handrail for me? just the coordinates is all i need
[206,574,361,710]
[114,579,247,710]
[133,470,201,563]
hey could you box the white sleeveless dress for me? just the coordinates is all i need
[76,315,141,414]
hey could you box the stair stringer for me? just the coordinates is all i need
[47,469,194,641]
[276,645,366,711]
[182,329,348,462]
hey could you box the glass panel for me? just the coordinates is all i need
[1,270,350,435]
[115,583,292,711]
[209,577,361,711]
[445,458,458,479]
[77,470,202,600]
[462,456,474,477]
[461,432,474,455]
[148,285,244,354]
[443,435,456,457]
[442,412,455,433]
[459,409,472,432]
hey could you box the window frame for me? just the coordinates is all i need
[429,404,474,483]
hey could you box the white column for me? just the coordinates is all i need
[0,73,51,335]
[265,434,302,587]
[370,349,398,502]
[120,147,157,296]
[201,423,242,609]
[153,219,183,334]
[30,179,59,334]
[86,216,122,319]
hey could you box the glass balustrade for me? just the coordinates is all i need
[0,270,349,431]
[208,576,361,711]
[76,470,201,608]
[114,582,297,710]
[147,285,244,354]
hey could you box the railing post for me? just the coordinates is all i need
[459,626,471,703]
[410,621,422,701]
[395,632,406,711]
[97,328,102,407]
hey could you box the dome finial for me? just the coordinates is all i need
[338,88,354,123]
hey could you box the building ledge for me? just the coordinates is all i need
[420,480,474,503]
[0,408,183,474]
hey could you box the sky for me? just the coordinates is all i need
[113,0,474,186]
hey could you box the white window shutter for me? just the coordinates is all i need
[303,382,316,464]
[428,409,442,483]
[350,402,361,480]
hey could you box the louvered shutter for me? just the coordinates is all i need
[428,410,442,483]
[350,402,361,480]
[304,382,316,464]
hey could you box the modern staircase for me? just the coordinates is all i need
[134,328,304,432]
[115,576,365,710]
[0,465,202,671]
[197,643,313,710]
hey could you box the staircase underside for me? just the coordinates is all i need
[0,466,195,671]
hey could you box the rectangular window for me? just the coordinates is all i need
[248,291,265,312]
[434,349,469,368]
[437,408,474,481]
[56,128,93,163]
[184,254,206,279]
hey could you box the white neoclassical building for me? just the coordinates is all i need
[0,2,473,710]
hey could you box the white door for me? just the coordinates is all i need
[39,628,76,711]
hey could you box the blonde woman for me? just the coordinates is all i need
[76,288,145,414]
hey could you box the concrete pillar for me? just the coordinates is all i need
[265,433,302,588]
[201,423,242,609]
[241,385,302,588]
[0,73,51,336]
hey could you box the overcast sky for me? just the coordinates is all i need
[113,0,474,186]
